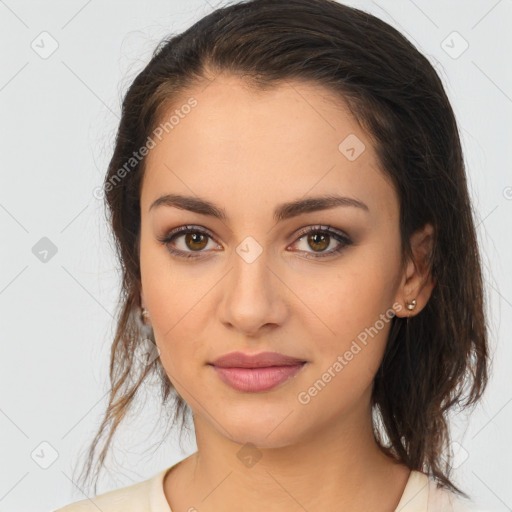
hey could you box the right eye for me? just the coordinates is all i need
[157,225,222,259]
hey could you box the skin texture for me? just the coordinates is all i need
[139,74,435,512]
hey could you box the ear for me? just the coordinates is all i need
[140,289,146,309]
[393,222,436,318]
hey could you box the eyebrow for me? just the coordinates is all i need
[149,193,369,222]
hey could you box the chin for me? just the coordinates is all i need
[231,429,299,451]
[220,412,306,450]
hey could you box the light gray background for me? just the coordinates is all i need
[1,1,511,511]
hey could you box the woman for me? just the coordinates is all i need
[55,0,490,510]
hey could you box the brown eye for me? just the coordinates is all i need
[307,232,330,252]
[184,232,208,251]
[158,224,352,261]
[290,225,352,259]
[157,225,221,259]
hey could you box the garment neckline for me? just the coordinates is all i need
[394,469,430,511]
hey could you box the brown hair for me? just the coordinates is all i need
[76,0,489,498]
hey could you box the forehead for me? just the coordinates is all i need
[140,74,398,222]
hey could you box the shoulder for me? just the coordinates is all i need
[53,469,166,512]
[398,470,492,512]
[427,478,492,512]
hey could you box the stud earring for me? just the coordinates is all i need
[406,299,417,311]
[141,308,150,319]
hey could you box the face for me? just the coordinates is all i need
[139,74,406,449]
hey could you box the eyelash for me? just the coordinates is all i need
[157,224,353,260]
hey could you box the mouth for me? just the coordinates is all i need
[208,361,307,393]
[208,351,308,392]
[210,350,307,368]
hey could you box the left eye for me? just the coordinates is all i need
[158,224,352,260]
[288,225,352,259]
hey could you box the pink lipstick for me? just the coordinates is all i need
[209,351,307,392]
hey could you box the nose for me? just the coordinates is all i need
[217,244,289,337]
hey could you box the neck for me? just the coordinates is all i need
[165,396,411,511]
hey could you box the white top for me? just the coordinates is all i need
[53,463,488,511]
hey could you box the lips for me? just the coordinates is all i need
[208,351,308,392]
[210,351,306,368]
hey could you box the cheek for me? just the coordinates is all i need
[295,296,394,416]
[139,235,205,374]
[140,228,205,324]
[293,244,401,383]
[301,264,397,335]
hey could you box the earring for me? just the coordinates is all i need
[406,299,417,311]
[141,308,150,319]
